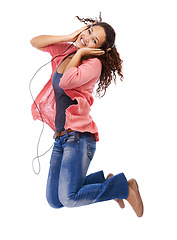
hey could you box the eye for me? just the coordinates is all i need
[93,39,96,44]
[88,29,91,34]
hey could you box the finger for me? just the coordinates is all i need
[97,51,105,55]
[74,25,89,39]
[92,49,105,55]
[80,24,90,32]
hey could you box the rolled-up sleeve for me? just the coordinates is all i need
[59,58,102,89]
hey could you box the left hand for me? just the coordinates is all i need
[78,47,105,57]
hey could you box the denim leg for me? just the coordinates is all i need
[46,139,64,209]
[83,171,105,185]
[83,171,128,201]
[58,132,129,208]
[94,173,129,203]
[59,132,94,207]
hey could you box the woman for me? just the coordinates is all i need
[30,14,143,217]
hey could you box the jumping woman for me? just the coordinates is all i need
[30,14,143,217]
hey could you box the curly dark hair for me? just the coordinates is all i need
[76,13,123,97]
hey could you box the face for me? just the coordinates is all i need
[75,25,106,49]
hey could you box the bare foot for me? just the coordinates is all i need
[106,174,125,209]
[127,179,144,217]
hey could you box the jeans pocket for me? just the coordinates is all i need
[87,140,96,160]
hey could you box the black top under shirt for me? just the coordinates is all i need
[52,54,77,132]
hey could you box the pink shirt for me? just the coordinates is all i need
[31,42,102,141]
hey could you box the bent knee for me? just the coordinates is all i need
[59,193,77,208]
[46,194,63,209]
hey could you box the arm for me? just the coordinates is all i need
[60,57,102,89]
[64,47,105,73]
[30,35,71,51]
[30,25,89,51]
[60,48,104,89]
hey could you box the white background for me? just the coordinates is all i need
[1,0,176,239]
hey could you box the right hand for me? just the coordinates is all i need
[67,25,90,42]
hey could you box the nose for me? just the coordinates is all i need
[85,37,89,43]
[84,31,92,43]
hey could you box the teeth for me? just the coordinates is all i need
[81,38,85,46]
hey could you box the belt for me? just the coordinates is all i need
[53,128,74,139]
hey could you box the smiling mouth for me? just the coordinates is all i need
[80,37,86,46]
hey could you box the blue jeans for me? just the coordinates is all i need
[46,131,129,208]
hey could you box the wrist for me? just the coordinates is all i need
[77,48,85,57]
[64,35,73,42]
[57,35,71,43]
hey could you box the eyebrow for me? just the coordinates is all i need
[90,28,99,43]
